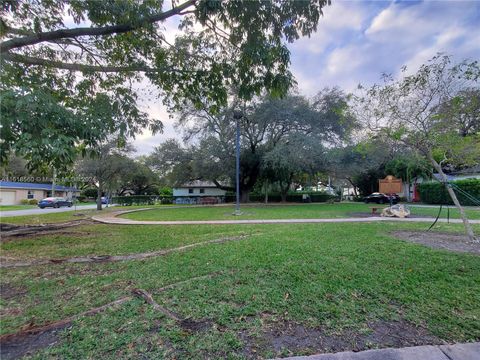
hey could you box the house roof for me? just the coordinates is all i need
[451,164,480,175]
[174,180,221,189]
[0,181,79,192]
[432,173,480,181]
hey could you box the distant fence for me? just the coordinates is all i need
[225,193,336,203]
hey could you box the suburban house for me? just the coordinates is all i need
[173,181,227,204]
[0,181,79,205]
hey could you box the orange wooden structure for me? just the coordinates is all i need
[379,175,402,194]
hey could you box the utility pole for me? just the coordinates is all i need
[51,168,56,197]
[233,109,243,215]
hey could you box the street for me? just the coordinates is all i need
[0,204,114,218]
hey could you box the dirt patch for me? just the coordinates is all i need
[240,318,441,358]
[179,318,212,332]
[0,325,67,360]
[0,284,28,300]
[392,230,480,255]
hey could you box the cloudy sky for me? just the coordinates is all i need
[133,0,480,155]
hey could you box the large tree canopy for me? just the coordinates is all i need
[149,89,356,200]
[1,0,331,169]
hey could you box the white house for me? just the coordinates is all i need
[173,181,227,204]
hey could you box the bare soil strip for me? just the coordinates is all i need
[0,235,249,268]
[392,231,480,255]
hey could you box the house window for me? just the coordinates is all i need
[27,190,34,199]
[188,189,194,194]
[199,188,205,194]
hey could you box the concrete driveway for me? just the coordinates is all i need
[0,204,114,218]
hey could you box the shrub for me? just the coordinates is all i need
[309,193,336,203]
[159,187,173,196]
[28,199,38,205]
[20,199,30,205]
[81,188,98,198]
[112,195,174,206]
[160,197,173,205]
[417,179,480,206]
[225,192,336,203]
[76,195,87,203]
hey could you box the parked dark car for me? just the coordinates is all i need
[364,192,399,204]
[38,197,73,209]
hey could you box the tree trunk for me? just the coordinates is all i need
[280,181,290,203]
[264,180,269,204]
[345,178,358,197]
[240,190,250,203]
[97,182,103,211]
[428,155,477,242]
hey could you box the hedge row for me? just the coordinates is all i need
[20,199,39,205]
[225,193,336,203]
[417,179,480,206]
[111,195,173,206]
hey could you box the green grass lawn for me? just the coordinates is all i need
[0,205,37,211]
[1,220,479,359]
[121,202,480,221]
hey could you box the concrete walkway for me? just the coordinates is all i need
[92,209,480,225]
[274,342,479,360]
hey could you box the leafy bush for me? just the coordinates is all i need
[76,195,87,202]
[225,192,336,203]
[81,188,98,198]
[309,193,336,202]
[160,197,173,205]
[159,187,173,196]
[28,199,38,205]
[20,199,30,205]
[417,179,480,206]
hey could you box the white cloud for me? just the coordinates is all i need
[132,0,480,155]
[291,1,367,55]
[289,0,480,98]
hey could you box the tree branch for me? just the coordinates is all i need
[0,0,196,54]
[1,52,191,74]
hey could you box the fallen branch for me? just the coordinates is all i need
[1,235,249,268]
[0,271,221,343]
[132,288,212,332]
[132,289,182,321]
[0,296,132,343]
